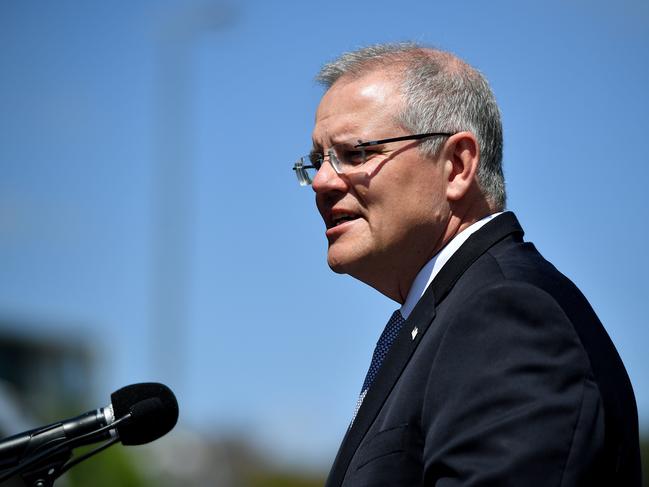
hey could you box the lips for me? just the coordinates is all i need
[332,212,359,227]
[327,209,361,229]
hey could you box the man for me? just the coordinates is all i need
[292,44,641,486]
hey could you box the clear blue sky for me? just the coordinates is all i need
[0,0,647,469]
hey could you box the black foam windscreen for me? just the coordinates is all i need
[110,382,179,446]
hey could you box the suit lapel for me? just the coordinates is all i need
[325,212,524,486]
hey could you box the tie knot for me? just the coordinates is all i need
[377,310,406,348]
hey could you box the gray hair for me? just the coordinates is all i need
[316,43,506,210]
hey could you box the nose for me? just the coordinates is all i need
[312,157,348,195]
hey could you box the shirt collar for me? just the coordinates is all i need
[400,212,503,319]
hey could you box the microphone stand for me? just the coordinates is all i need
[18,449,71,487]
[0,416,129,487]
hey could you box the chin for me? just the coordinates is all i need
[327,254,351,275]
[326,245,369,277]
[327,243,353,272]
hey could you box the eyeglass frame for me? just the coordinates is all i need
[292,132,455,186]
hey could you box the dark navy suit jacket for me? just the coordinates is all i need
[325,212,641,486]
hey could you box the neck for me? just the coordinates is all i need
[372,198,494,303]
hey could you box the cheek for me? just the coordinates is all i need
[373,183,447,240]
[362,161,447,236]
[408,170,448,214]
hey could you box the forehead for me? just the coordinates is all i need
[313,70,404,144]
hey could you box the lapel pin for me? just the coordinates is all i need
[411,327,419,340]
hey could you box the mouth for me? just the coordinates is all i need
[326,208,363,230]
[330,212,361,228]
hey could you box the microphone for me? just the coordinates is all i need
[0,382,178,470]
[109,382,178,446]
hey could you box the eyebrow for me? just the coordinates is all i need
[311,133,365,152]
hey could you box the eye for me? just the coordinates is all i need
[361,148,382,161]
[309,151,323,169]
[335,146,366,166]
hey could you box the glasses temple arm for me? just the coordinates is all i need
[355,132,454,148]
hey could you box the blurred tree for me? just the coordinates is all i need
[245,471,325,487]
[63,445,146,487]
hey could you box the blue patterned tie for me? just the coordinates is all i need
[352,310,406,422]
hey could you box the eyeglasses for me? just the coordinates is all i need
[292,132,453,186]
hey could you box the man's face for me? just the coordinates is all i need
[311,70,451,298]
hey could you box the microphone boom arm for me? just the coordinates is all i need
[0,414,131,487]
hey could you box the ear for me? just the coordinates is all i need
[443,131,480,201]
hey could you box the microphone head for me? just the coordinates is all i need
[110,382,179,446]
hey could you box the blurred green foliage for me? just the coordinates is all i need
[62,445,146,487]
[244,471,326,487]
